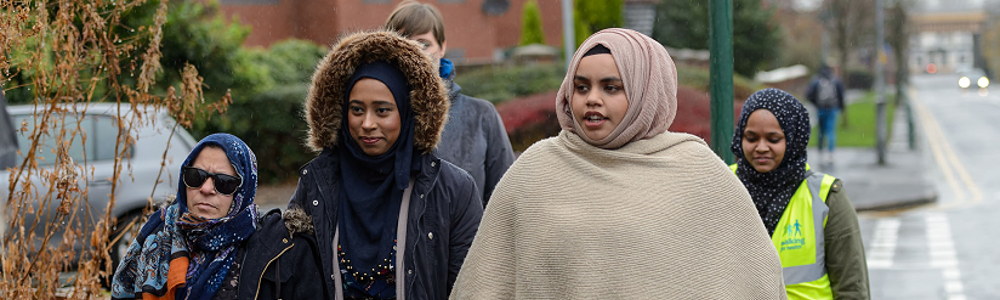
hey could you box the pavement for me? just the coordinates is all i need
[806,95,937,211]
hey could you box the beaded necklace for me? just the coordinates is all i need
[338,239,398,299]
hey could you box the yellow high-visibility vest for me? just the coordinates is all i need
[731,164,836,299]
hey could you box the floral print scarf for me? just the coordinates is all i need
[111,133,259,300]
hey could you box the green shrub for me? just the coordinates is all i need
[520,0,546,45]
[204,84,312,184]
[454,64,565,104]
[193,39,327,183]
[574,0,623,46]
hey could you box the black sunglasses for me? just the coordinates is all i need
[182,166,243,195]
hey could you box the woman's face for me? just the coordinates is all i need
[741,109,787,173]
[185,147,236,219]
[348,78,401,156]
[571,54,629,141]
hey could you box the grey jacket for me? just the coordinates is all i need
[435,78,515,207]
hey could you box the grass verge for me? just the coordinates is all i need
[808,91,896,148]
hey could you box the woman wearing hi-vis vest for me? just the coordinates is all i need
[730,88,870,300]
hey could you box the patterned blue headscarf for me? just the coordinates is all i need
[112,133,259,300]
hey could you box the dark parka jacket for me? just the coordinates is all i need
[290,31,484,300]
[237,209,326,300]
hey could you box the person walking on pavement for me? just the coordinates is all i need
[806,64,845,164]
[385,0,515,207]
[731,88,870,300]
[111,133,324,300]
[450,28,786,299]
[289,30,483,300]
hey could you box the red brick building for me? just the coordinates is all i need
[217,0,566,63]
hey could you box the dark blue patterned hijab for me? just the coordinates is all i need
[112,133,259,300]
[730,88,810,236]
[337,61,419,295]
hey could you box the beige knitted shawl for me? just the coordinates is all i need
[450,131,787,299]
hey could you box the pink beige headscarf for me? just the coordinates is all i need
[555,28,678,149]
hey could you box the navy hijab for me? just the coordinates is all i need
[730,88,811,236]
[337,61,419,284]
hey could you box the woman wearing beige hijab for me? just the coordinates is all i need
[449,28,787,299]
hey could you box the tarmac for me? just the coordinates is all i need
[806,93,937,212]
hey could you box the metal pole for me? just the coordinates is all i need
[561,0,576,70]
[710,0,735,164]
[875,0,887,165]
[906,88,916,150]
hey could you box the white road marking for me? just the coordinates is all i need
[925,213,965,300]
[867,218,900,269]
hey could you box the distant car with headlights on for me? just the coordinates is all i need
[958,68,989,89]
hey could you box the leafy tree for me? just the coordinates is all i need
[823,0,874,76]
[652,0,782,77]
[112,0,269,100]
[886,0,911,104]
[574,0,624,45]
[520,0,545,45]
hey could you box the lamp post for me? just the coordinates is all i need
[561,0,576,71]
[710,0,735,163]
[876,0,887,165]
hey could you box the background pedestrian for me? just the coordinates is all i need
[385,0,515,207]
[806,64,846,164]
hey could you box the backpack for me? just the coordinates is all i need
[815,77,838,109]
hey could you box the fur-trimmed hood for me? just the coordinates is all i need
[304,30,450,153]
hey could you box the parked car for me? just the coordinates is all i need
[1,102,197,271]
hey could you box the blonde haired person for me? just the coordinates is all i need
[450,28,787,299]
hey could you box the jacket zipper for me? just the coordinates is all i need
[254,243,294,300]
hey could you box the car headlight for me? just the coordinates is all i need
[959,76,971,88]
[978,76,989,88]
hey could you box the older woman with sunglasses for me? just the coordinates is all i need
[111,133,324,300]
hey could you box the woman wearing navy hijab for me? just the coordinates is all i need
[287,30,483,300]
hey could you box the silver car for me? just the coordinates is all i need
[1,102,196,269]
